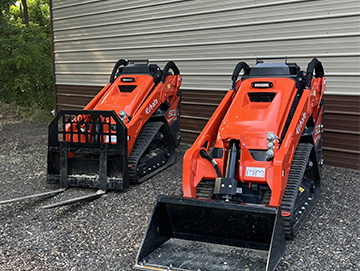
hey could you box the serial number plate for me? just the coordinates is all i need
[245,167,266,178]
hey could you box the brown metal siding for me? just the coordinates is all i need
[181,90,225,138]
[181,90,224,144]
[55,85,360,170]
[56,85,101,109]
[323,95,360,169]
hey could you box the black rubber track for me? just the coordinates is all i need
[281,143,315,240]
[196,181,214,199]
[261,190,271,205]
[128,122,175,184]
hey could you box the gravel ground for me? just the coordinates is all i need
[0,120,359,271]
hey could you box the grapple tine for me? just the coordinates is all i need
[41,190,105,209]
[0,189,66,205]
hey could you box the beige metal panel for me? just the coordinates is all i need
[52,0,356,31]
[52,0,190,19]
[55,62,116,74]
[52,0,101,9]
[52,0,176,11]
[54,35,360,93]
[54,36,359,61]
[54,54,360,82]
[52,3,359,39]
[55,55,360,77]
[53,15,360,52]
[51,0,360,169]
[323,75,360,95]
[55,74,109,86]
[52,0,360,96]
[52,0,308,29]
[154,56,360,75]
[54,74,360,96]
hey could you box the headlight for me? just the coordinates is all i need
[119,110,126,121]
[265,149,274,160]
[266,132,279,160]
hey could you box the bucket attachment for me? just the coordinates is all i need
[135,196,285,271]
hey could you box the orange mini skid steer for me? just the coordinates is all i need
[136,58,325,271]
[0,59,182,208]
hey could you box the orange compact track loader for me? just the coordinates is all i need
[0,59,182,208]
[135,58,325,271]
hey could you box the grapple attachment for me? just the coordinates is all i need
[47,109,128,191]
[135,196,286,271]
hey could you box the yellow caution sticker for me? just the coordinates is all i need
[299,186,305,193]
[167,84,171,89]
[313,90,316,96]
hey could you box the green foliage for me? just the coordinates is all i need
[0,0,16,18]
[9,0,50,32]
[0,0,53,115]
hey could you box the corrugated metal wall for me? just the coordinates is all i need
[51,0,360,169]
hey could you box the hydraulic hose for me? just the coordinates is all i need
[161,61,180,83]
[305,58,324,89]
[109,59,129,83]
[199,149,222,177]
[231,61,249,90]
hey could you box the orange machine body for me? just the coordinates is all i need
[48,60,182,189]
[134,59,325,271]
[65,65,181,157]
[182,61,325,208]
